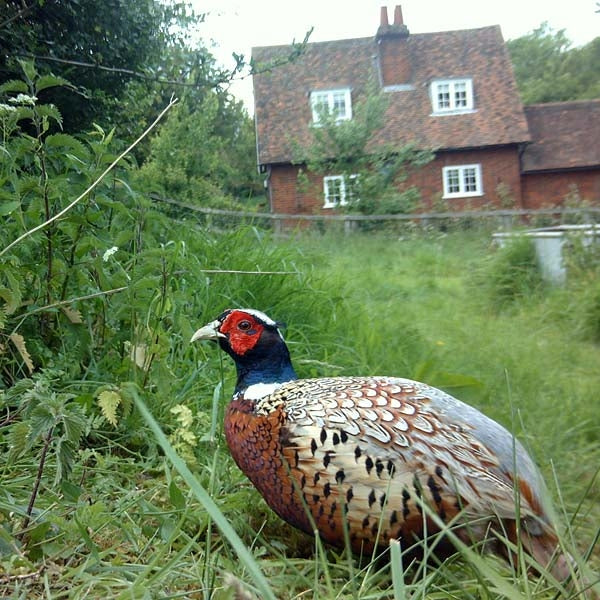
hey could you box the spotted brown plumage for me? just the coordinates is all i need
[191,308,573,580]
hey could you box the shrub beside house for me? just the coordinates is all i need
[251,5,600,217]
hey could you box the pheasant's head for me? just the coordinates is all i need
[191,308,297,391]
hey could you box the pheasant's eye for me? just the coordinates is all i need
[238,320,252,331]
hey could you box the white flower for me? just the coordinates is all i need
[0,103,17,113]
[8,94,37,106]
[102,246,119,262]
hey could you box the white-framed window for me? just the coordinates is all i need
[430,79,474,114]
[310,89,352,124]
[323,174,359,208]
[442,164,483,198]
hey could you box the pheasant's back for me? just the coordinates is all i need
[225,376,551,555]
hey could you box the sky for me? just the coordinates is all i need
[193,0,599,112]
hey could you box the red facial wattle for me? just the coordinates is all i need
[219,312,264,356]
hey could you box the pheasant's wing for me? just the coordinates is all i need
[270,376,547,535]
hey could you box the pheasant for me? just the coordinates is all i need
[191,308,574,581]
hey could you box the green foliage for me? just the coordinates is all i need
[293,85,433,215]
[0,62,140,384]
[475,236,543,308]
[561,234,600,342]
[7,371,88,485]
[136,94,262,208]
[508,23,600,103]
[0,0,201,133]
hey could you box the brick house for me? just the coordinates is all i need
[521,100,600,209]
[252,6,599,216]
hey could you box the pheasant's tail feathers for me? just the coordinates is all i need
[526,532,599,598]
[524,530,570,578]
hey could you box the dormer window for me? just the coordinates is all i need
[310,89,352,124]
[430,79,474,114]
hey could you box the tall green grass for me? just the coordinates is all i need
[2,227,598,598]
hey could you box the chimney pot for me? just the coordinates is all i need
[380,6,389,27]
[393,5,404,26]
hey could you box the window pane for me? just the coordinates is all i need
[463,167,477,192]
[312,92,328,118]
[347,176,359,202]
[446,169,460,193]
[454,82,467,108]
[437,83,450,109]
[325,177,343,205]
[332,92,347,118]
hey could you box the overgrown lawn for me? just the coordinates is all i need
[2,228,599,599]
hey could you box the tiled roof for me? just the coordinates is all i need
[522,100,600,172]
[252,26,531,166]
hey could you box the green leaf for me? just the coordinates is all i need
[390,539,406,600]
[35,74,72,93]
[97,390,121,427]
[17,59,37,83]
[0,80,28,95]
[0,288,18,315]
[45,133,89,161]
[27,405,56,447]
[35,104,63,128]
[61,479,83,502]
[7,420,30,460]
[13,106,35,123]
[55,437,76,484]
[61,403,88,445]
[0,200,20,216]
[168,480,186,510]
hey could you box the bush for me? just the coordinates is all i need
[475,236,543,308]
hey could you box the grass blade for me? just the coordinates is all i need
[390,539,406,600]
[131,389,277,600]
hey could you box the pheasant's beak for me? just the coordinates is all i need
[190,320,225,343]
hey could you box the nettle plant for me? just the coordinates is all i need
[1,61,140,380]
[0,62,184,538]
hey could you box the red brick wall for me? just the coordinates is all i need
[409,147,523,211]
[521,170,600,209]
[269,165,322,214]
[269,146,524,214]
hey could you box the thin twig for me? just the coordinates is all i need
[18,54,223,88]
[21,428,53,534]
[0,568,44,584]
[0,97,177,258]
[15,30,312,87]
[0,1,36,30]
[24,287,128,316]
[200,269,297,275]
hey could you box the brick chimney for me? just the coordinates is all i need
[376,5,411,87]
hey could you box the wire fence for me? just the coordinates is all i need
[150,194,600,235]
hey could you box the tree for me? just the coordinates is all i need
[136,91,263,208]
[0,0,203,133]
[293,86,432,215]
[508,24,600,103]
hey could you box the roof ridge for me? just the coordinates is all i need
[525,98,600,109]
[252,24,502,53]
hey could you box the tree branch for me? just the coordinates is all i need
[15,28,312,90]
[0,1,36,30]
[18,53,242,88]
